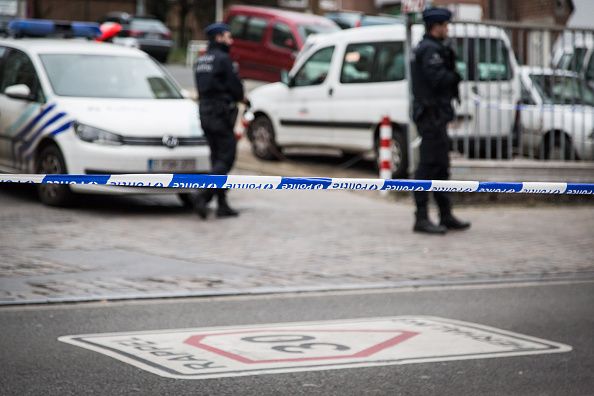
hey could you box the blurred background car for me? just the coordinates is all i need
[98,12,172,62]
[225,5,339,82]
[324,11,403,29]
[0,19,209,206]
[516,66,594,160]
[0,15,12,37]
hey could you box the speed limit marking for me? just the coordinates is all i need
[59,316,571,380]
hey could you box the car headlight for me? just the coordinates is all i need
[74,122,123,145]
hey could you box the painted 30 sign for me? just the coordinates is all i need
[59,316,571,379]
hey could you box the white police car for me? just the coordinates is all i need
[0,19,209,206]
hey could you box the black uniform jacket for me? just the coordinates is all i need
[411,34,461,126]
[195,42,244,104]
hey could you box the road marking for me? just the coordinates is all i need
[59,316,571,379]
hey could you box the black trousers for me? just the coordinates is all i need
[199,100,238,202]
[413,119,452,218]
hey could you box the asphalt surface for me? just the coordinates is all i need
[1,281,593,396]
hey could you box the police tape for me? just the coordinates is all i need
[0,174,593,194]
[470,98,594,113]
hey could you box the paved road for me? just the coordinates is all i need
[1,179,593,304]
[1,281,593,395]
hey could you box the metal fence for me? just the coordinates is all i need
[447,20,594,163]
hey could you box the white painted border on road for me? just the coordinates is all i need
[59,316,572,380]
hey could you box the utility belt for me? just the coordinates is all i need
[200,97,237,110]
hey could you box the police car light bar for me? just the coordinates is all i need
[8,19,101,39]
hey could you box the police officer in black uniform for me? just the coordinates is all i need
[411,8,470,234]
[193,23,244,219]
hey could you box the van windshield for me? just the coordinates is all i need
[40,54,182,99]
[298,24,339,42]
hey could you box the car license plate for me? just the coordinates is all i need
[146,33,160,40]
[148,159,196,172]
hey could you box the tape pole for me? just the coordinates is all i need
[1,174,593,195]
[379,116,393,197]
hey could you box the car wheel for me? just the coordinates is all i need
[248,115,281,161]
[376,130,408,179]
[541,133,575,160]
[36,145,73,206]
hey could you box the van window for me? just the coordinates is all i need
[556,52,572,70]
[0,50,42,101]
[567,47,587,73]
[245,17,268,42]
[272,23,296,50]
[586,56,594,81]
[229,14,248,39]
[294,46,334,87]
[0,46,6,78]
[454,38,512,81]
[340,42,404,84]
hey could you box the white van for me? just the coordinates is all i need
[244,23,520,177]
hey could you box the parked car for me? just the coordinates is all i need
[98,12,172,62]
[225,5,339,82]
[325,11,402,29]
[517,66,594,160]
[0,19,209,206]
[243,23,520,178]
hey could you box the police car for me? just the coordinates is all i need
[0,19,209,206]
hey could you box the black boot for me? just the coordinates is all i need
[413,210,447,235]
[440,214,471,231]
[216,192,239,218]
[192,190,212,220]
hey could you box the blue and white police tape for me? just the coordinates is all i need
[0,174,593,194]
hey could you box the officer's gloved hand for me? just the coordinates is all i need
[453,72,462,104]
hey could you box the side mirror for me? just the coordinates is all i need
[180,88,192,99]
[280,69,294,87]
[4,84,33,101]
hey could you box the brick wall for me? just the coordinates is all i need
[30,0,135,22]
[339,0,376,14]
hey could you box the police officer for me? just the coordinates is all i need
[411,8,470,234]
[193,23,244,219]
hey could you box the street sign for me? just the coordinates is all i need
[402,0,425,14]
[59,316,571,380]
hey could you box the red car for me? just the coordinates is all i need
[225,5,339,82]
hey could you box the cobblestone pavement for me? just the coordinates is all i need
[1,162,593,303]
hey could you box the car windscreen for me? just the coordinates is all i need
[298,24,339,42]
[40,54,182,99]
[530,74,594,106]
